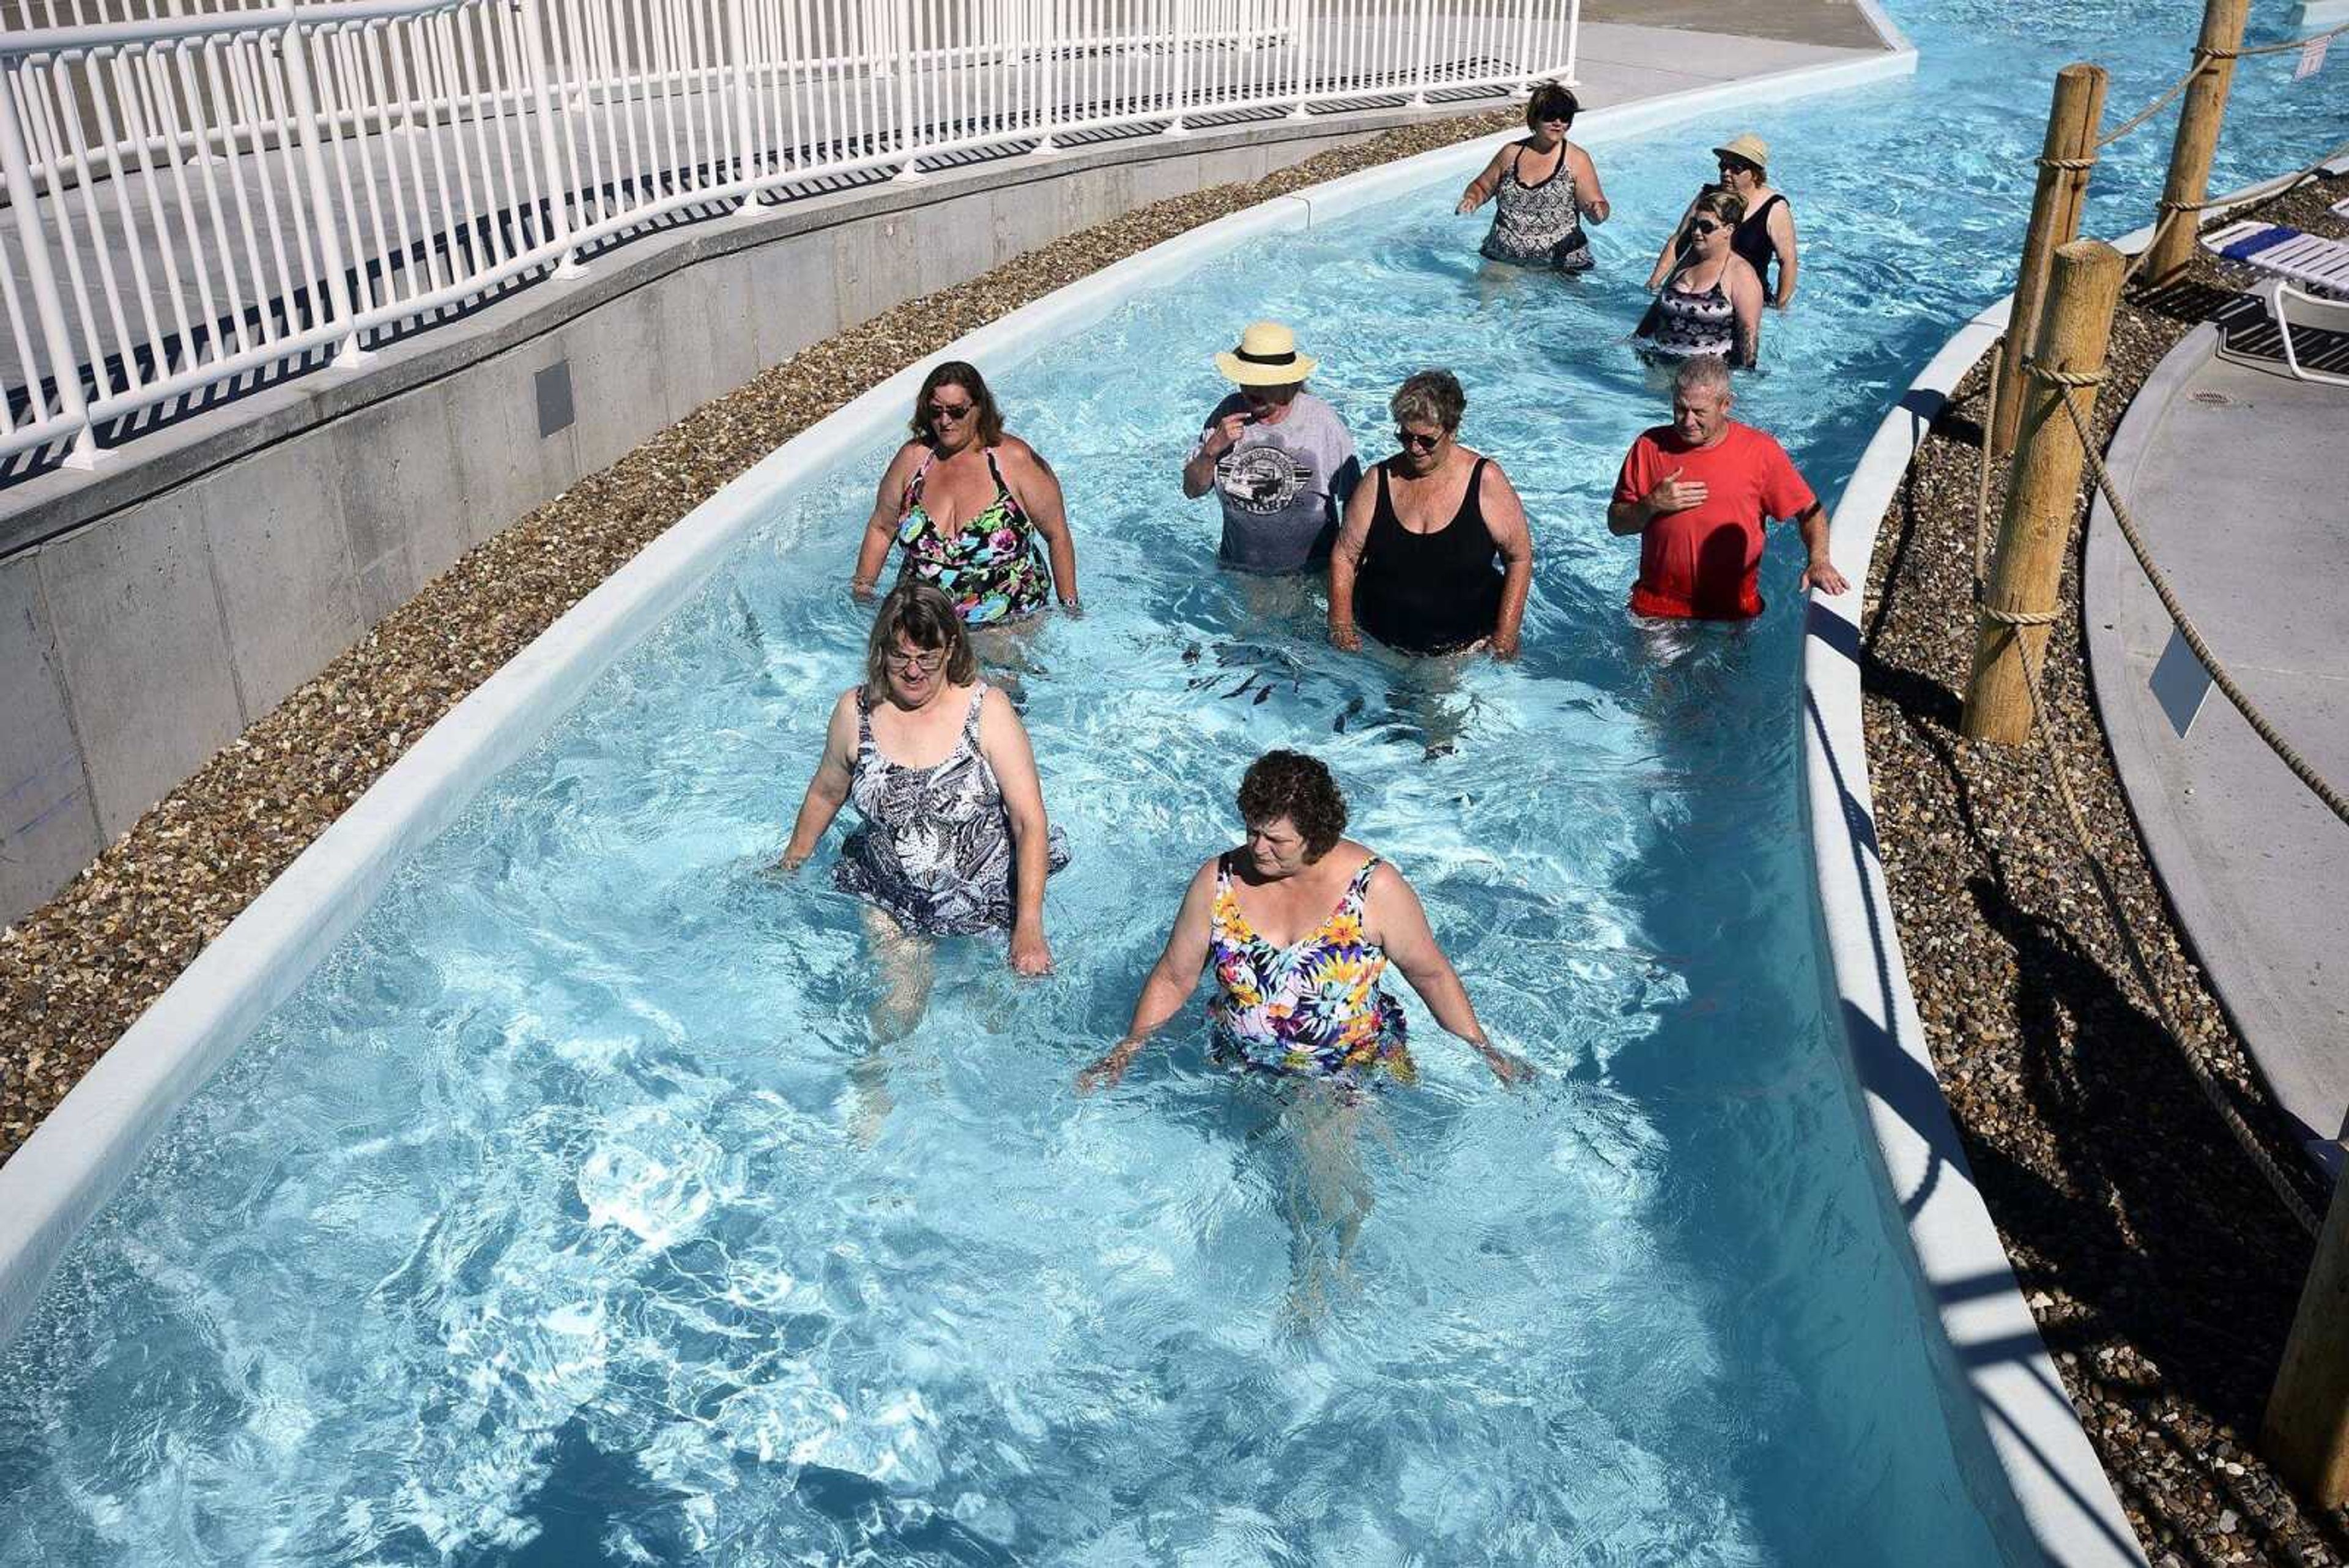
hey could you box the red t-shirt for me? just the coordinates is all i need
[1611,422,1817,620]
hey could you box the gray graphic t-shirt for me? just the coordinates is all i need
[1192,392,1361,574]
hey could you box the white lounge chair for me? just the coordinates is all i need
[2213,277,2349,387]
[2201,220,2349,299]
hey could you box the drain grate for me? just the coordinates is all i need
[2188,389,2236,406]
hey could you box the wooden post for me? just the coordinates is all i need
[2263,1174,2349,1508]
[1990,64,2107,459]
[2143,0,2251,282]
[1961,239,2125,745]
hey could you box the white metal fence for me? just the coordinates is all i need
[0,0,1580,475]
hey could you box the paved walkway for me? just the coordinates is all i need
[2085,334,2349,1172]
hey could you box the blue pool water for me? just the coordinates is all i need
[4,2,2343,1562]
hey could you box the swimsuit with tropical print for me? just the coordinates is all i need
[896,447,1053,625]
[1207,852,1416,1086]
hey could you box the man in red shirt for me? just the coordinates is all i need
[1608,355,1849,619]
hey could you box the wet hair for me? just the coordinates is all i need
[1673,354,1735,401]
[1237,750,1349,860]
[1389,368,1466,434]
[1525,82,1579,130]
[1690,185,1747,230]
[864,581,978,699]
[909,360,1006,447]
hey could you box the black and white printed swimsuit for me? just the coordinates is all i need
[1479,141,1592,272]
[1636,266,1740,366]
[834,687,1070,937]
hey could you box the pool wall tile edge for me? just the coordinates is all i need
[1798,156,2349,1566]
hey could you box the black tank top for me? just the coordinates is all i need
[1731,193,1785,294]
[1355,456,1505,655]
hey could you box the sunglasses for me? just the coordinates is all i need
[1716,157,1757,176]
[1395,428,1445,451]
[1687,219,1724,237]
[926,401,974,422]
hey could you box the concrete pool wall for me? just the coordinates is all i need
[0,34,2152,1567]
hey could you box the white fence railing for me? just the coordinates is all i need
[0,0,1580,473]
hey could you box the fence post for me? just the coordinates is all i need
[892,0,924,180]
[1989,63,2106,459]
[2264,1179,2349,1509]
[1033,0,1058,152]
[0,72,101,467]
[1408,0,1433,105]
[1166,0,1191,135]
[1961,239,2124,745]
[725,0,760,201]
[1564,0,1581,86]
[2143,0,2249,282]
[272,12,369,366]
[513,0,585,277]
[1288,0,1312,119]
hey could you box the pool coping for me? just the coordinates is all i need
[0,28,2143,1550]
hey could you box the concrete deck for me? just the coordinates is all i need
[2085,328,2349,1173]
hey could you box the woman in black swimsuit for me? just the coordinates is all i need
[1327,371,1534,660]
[1644,132,1799,310]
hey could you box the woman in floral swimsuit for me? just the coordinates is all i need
[1077,750,1529,1095]
[1077,750,1526,1315]
[851,360,1081,625]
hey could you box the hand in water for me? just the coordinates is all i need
[1329,622,1363,653]
[1477,1041,1536,1087]
[1009,925,1053,976]
[1075,1042,1138,1094]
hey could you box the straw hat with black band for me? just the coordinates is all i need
[1214,321,1319,387]
[1711,133,1768,175]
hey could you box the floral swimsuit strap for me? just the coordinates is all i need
[1213,852,1384,970]
[899,446,1028,537]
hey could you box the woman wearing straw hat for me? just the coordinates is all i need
[1644,133,1800,311]
[1180,321,1362,576]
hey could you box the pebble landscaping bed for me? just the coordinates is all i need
[1860,173,2349,1564]
[0,106,1525,1167]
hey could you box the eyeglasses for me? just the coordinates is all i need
[1687,219,1724,237]
[1395,428,1445,451]
[926,401,974,422]
[884,647,947,674]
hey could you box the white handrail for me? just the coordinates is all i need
[0,0,1580,470]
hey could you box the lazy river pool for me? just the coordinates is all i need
[2,0,2343,1561]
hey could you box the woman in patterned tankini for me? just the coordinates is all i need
[850,361,1082,625]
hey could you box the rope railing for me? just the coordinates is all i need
[1958,353,2335,1237]
[2097,18,2349,150]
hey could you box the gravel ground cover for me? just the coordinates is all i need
[0,108,1522,1167]
[1860,173,2349,1564]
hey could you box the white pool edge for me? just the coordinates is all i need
[1800,156,2349,1564]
